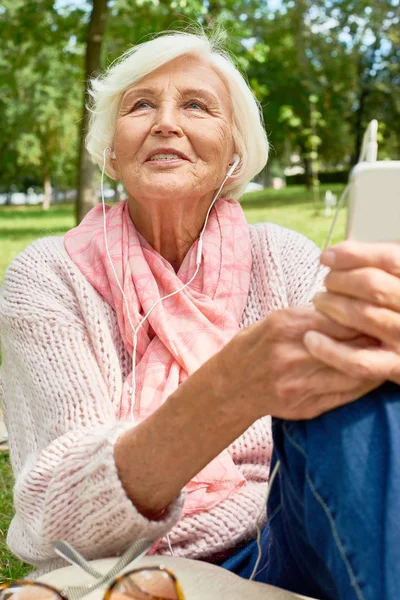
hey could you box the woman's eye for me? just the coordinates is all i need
[132,101,152,110]
[186,101,206,110]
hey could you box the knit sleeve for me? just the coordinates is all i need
[274,225,329,307]
[0,242,184,568]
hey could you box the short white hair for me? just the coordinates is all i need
[86,29,269,199]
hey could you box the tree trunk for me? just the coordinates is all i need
[351,88,368,165]
[292,0,311,85]
[303,157,312,189]
[299,143,312,189]
[205,1,220,23]
[262,162,272,187]
[42,173,52,210]
[76,0,110,224]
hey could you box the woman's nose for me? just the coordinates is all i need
[151,104,184,137]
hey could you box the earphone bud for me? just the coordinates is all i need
[106,147,116,159]
[227,154,240,177]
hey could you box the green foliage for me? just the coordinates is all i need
[0,0,84,191]
[245,0,399,168]
[0,0,399,196]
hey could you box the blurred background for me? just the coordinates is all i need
[0,0,399,581]
[1,0,399,278]
[1,0,399,198]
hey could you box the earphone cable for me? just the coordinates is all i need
[303,183,351,305]
[101,149,237,422]
[249,458,281,581]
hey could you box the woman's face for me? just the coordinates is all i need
[112,55,235,205]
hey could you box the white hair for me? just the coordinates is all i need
[86,29,269,199]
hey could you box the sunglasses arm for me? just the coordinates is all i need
[53,541,104,579]
[53,538,155,600]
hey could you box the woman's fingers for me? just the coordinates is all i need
[303,361,376,394]
[303,329,400,383]
[313,291,400,350]
[302,307,360,341]
[321,241,400,275]
[272,305,360,342]
[324,267,400,312]
[270,348,381,420]
[281,372,381,421]
[302,382,381,420]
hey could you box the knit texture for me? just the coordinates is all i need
[0,221,325,576]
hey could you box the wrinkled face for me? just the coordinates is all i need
[111,55,235,204]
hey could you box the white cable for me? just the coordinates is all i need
[101,150,233,420]
[166,534,175,556]
[303,118,379,305]
[249,459,281,581]
[303,183,351,305]
[100,149,238,556]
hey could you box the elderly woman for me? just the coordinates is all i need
[0,30,399,600]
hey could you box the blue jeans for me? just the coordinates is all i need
[220,382,400,599]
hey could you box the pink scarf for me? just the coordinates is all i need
[64,198,251,516]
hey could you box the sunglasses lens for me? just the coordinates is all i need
[109,569,180,599]
[0,584,61,599]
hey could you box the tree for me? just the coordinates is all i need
[320,0,399,163]
[1,0,397,208]
[76,0,110,223]
[0,0,85,202]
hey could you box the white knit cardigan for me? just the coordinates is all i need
[0,222,324,575]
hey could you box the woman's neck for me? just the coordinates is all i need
[127,194,214,270]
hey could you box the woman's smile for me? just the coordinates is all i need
[145,148,192,168]
[146,156,187,167]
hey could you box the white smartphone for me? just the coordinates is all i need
[346,161,400,242]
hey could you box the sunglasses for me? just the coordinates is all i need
[0,566,184,600]
[0,540,185,600]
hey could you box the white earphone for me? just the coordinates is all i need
[227,153,240,177]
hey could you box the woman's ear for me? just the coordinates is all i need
[227,154,240,177]
[107,148,120,179]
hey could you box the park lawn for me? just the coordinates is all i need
[0,183,347,582]
[0,454,30,583]
[241,183,346,247]
[0,184,347,284]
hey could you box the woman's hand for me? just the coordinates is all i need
[304,240,400,386]
[214,306,381,421]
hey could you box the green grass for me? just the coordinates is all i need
[0,183,347,581]
[0,203,75,285]
[241,183,347,248]
[0,185,347,285]
[0,454,31,583]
